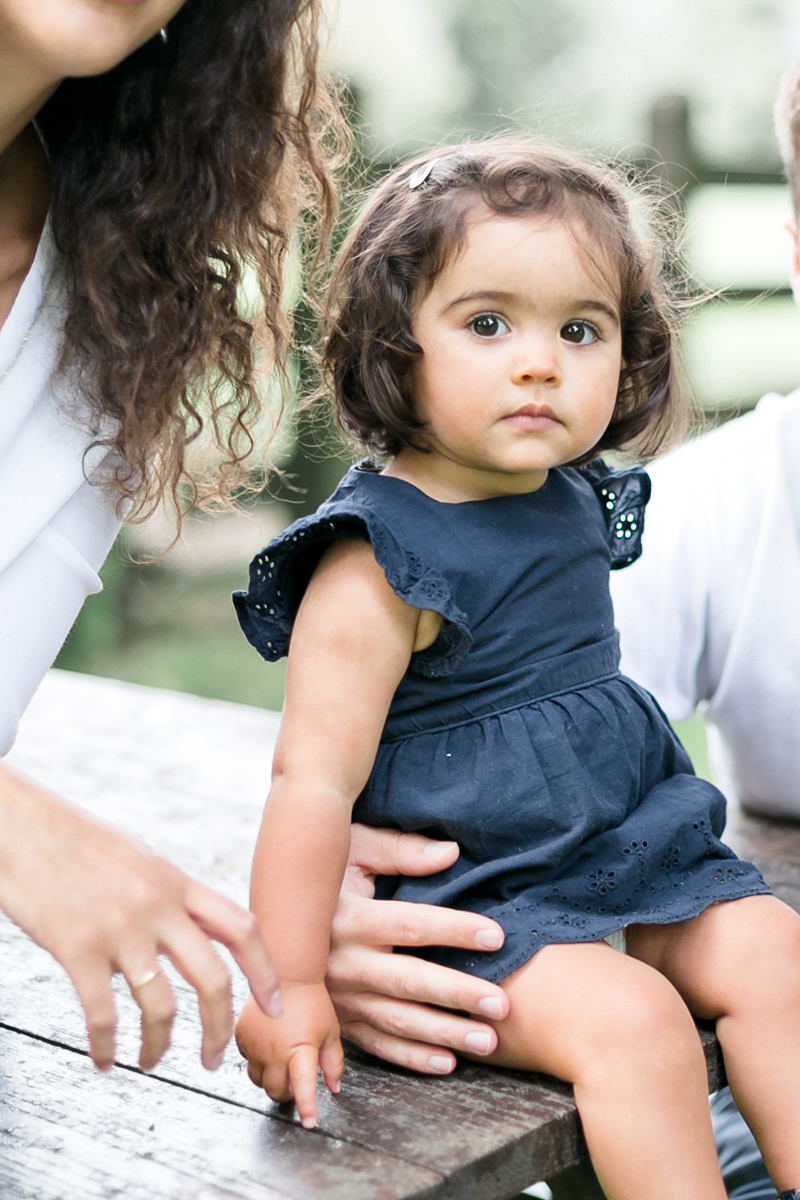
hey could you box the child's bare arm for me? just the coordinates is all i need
[236,538,440,1124]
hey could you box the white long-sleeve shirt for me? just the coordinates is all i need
[0,225,122,754]
[611,392,800,817]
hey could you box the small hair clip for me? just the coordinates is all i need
[408,160,436,190]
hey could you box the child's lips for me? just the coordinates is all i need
[502,404,562,431]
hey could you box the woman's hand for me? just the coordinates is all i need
[236,983,344,1129]
[327,825,510,1074]
[0,762,282,1074]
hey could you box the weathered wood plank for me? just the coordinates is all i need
[8,672,603,1194]
[0,910,587,1198]
[0,1026,441,1200]
[0,671,735,1197]
[725,806,800,913]
[724,806,800,868]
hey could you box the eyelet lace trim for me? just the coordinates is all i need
[488,820,767,979]
[233,504,473,677]
[579,460,651,570]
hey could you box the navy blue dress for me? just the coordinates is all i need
[234,461,769,984]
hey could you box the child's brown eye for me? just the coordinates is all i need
[470,313,508,338]
[561,320,598,345]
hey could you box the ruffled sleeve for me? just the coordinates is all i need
[233,499,473,678]
[580,460,651,569]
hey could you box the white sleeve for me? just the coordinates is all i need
[0,478,121,755]
[610,448,712,721]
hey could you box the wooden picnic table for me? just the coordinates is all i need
[0,669,793,1200]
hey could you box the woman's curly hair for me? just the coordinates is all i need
[37,0,347,517]
[323,137,688,464]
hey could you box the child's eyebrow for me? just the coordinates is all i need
[444,290,620,326]
[573,299,620,326]
[443,289,517,312]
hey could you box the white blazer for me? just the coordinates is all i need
[0,225,121,754]
[611,392,800,818]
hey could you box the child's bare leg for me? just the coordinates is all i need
[479,942,726,1200]
[628,895,800,1192]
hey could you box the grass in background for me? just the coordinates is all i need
[56,540,287,711]
[671,714,713,782]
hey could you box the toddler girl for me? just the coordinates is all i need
[233,139,800,1200]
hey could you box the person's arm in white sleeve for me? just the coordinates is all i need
[610,446,712,720]
[0,479,283,1072]
[0,476,121,755]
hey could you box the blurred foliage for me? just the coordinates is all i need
[447,0,578,130]
[56,536,287,711]
[672,715,713,783]
[272,404,350,517]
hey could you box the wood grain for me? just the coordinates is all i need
[0,671,769,1198]
[0,1027,440,1200]
[725,805,800,912]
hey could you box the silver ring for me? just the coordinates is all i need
[129,967,162,991]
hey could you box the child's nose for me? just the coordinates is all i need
[511,338,562,386]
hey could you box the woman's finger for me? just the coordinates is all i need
[288,1045,321,1129]
[66,959,118,1071]
[319,1035,344,1096]
[155,918,233,1070]
[327,943,508,1019]
[332,988,498,1057]
[341,1021,457,1075]
[348,824,459,879]
[184,880,282,1017]
[332,891,504,953]
[121,961,177,1071]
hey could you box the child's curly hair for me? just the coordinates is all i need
[323,137,687,463]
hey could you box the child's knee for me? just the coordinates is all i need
[611,974,695,1045]
[576,966,702,1082]
[726,897,800,1000]
[552,953,702,1080]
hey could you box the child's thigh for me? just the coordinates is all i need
[627,895,800,1019]
[481,940,698,1082]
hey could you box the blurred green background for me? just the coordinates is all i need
[56,0,800,782]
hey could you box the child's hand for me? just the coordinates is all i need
[235,982,344,1128]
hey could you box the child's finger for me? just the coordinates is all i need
[288,1045,320,1129]
[246,1058,265,1089]
[319,1035,345,1095]
[261,1060,294,1104]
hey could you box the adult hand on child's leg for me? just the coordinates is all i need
[236,983,344,1128]
[327,825,509,1074]
[0,762,282,1074]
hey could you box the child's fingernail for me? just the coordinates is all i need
[266,989,283,1019]
[208,1050,225,1071]
[477,996,505,1019]
[474,928,503,950]
[464,1031,493,1054]
[301,1116,317,1129]
[428,1055,455,1073]
[331,1080,342,1094]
